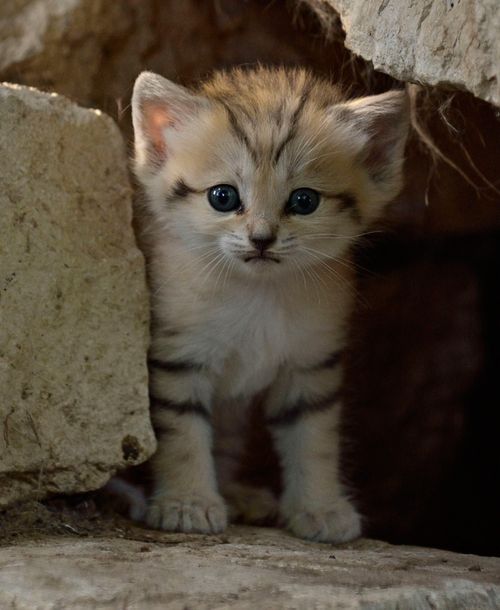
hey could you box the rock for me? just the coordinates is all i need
[305,0,500,107]
[2,0,498,108]
[0,83,155,506]
[0,0,355,115]
[0,527,499,608]
[0,0,135,103]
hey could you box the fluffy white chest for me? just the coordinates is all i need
[157,256,349,402]
[213,295,285,397]
[195,285,331,399]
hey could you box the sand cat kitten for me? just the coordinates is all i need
[131,67,409,543]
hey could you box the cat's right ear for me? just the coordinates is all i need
[132,72,207,179]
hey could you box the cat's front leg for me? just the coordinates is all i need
[266,356,361,543]
[147,358,227,534]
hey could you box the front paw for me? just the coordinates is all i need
[146,493,228,534]
[284,497,361,543]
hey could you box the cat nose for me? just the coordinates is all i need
[250,235,276,253]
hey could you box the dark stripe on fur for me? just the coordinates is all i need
[148,358,202,373]
[273,130,295,165]
[337,192,357,211]
[150,395,210,420]
[273,84,311,164]
[338,192,360,221]
[152,419,176,438]
[218,100,258,161]
[311,350,343,370]
[158,328,179,338]
[166,179,195,203]
[149,318,179,338]
[266,388,341,427]
[322,191,360,221]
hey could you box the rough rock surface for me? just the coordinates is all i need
[307,0,500,107]
[0,83,155,506]
[0,0,352,115]
[0,0,134,103]
[0,527,498,609]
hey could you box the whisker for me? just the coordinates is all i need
[223,258,235,291]
[213,255,230,292]
[291,257,308,292]
[175,247,220,275]
[301,245,375,277]
[299,248,361,302]
[304,264,325,305]
[198,252,226,287]
[303,230,383,240]
[289,259,303,292]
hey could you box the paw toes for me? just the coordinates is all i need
[285,499,362,544]
[146,496,228,534]
[145,503,161,529]
[207,505,227,533]
[288,511,324,540]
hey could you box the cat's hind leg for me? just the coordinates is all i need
[222,482,279,525]
[213,399,279,526]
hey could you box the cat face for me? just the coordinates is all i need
[132,68,409,279]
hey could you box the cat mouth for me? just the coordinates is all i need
[243,254,280,264]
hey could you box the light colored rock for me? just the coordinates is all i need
[3,0,499,108]
[0,528,499,609]
[307,0,500,107]
[0,83,155,506]
[0,0,344,117]
[0,0,135,103]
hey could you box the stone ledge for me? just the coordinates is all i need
[0,526,498,609]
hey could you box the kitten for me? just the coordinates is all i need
[131,67,409,543]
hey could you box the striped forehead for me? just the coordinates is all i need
[216,88,310,170]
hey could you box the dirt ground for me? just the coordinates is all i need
[0,494,158,547]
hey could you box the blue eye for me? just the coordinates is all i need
[207,184,241,212]
[287,188,320,215]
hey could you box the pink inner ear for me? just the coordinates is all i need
[143,101,173,160]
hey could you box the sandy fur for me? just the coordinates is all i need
[132,66,409,542]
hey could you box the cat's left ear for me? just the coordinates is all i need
[333,90,410,197]
[132,71,208,180]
